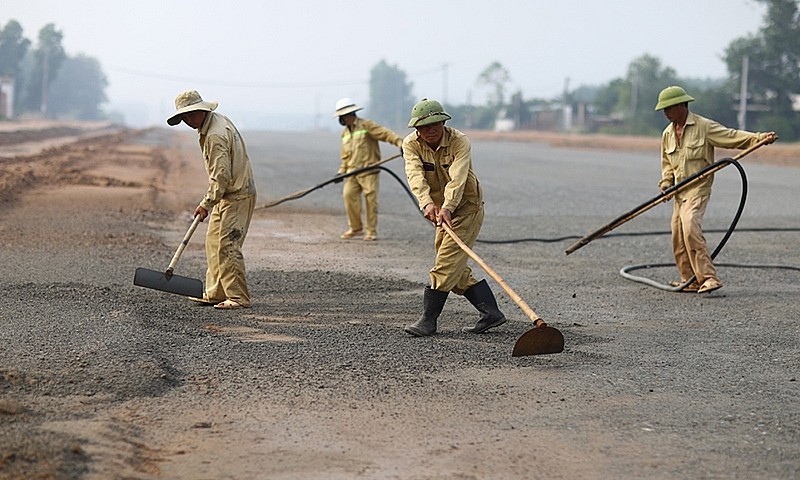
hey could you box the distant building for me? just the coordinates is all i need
[0,76,14,119]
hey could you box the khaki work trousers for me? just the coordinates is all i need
[342,172,379,236]
[430,208,484,294]
[671,194,718,285]
[205,195,256,307]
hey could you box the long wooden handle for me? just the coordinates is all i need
[730,136,773,161]
[166,215,202,276]
[565,136,772,255]
[440,223,546,327]
[256,153,402,210]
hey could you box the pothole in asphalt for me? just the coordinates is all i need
[202,324,305,344]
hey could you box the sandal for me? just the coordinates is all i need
[698,279,723,294]
[669,281,700,292]
[340,229,363,239]
[213,299,246,310]
[188,296,218,306]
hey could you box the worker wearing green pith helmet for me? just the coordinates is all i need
[167,90,257,309]
[655,85,777,294]
[334,98,403,241]
[402,98,506,336]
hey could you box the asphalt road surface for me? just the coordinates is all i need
[1,127,798,479]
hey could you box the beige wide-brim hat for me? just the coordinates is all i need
[167,90,218,126]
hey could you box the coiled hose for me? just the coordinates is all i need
[617,159,800,291]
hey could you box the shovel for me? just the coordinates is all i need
[134,215,204,298]
[440,223,564,356]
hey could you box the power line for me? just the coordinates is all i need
[108,65,368,88]
[108,63,453,91]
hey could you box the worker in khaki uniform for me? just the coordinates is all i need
[334,98,403,241]
[402,98,506,336]
[167,90,257,309]
[655,86,777,294]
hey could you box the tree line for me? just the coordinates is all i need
[0,20,108,121]
[2,0,797,139]
[368,0,800,140]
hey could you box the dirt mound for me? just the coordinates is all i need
[0,128,157,206]
[0,120,116,145]
[0,126,89,146]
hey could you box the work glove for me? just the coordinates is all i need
[334,173,345,184]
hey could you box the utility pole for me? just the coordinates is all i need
[562,77,571,132]
[40,48,49,117]
[629,72,638,135]
[737,55,749,130]
[466,89,472,129]
[313,94,320,130]
[441,63,449,107]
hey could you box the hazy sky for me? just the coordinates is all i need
[3,0,767,129]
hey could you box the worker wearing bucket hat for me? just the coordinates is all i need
[167,90,257,309]
[402,98,506,336]
[334,97,403,241]
[655,86,777,293]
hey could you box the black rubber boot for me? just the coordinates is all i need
[404,286,448,337]
[462,280,506,333]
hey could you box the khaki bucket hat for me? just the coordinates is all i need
[167,90,218,126]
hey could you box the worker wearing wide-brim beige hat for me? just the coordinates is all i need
[333,97,403,241]
[166,89,257,310]
[401,98,506,337]
[655,85,777,294]
[167,90,219,126]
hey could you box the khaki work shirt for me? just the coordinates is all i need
[198,112,256,211]
[660,112,765,201]
[403,126,482,216]
[339,117,403,174]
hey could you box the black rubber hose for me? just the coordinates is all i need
[620,159,800,291]
[381,163,800,291]
[262,162,800,288]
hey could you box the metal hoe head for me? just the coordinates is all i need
[134,267,203,298]
[512,324,565,356]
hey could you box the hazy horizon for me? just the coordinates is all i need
[3,0,767,130]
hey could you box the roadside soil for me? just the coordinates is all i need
[1,123,798,480]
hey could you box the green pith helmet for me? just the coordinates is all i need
[654,85,695,111]
[408,98,452,127]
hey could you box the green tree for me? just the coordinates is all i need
[48,54,108,119]
[0,20,30,77]
[592,78,627,118]
[683,79,739,128]
[20,23,66,116]
[476,61,510,109]
[368,59,414,131]
[589,55,678,135]
[723,0,800,139]
[624,54,678,135]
